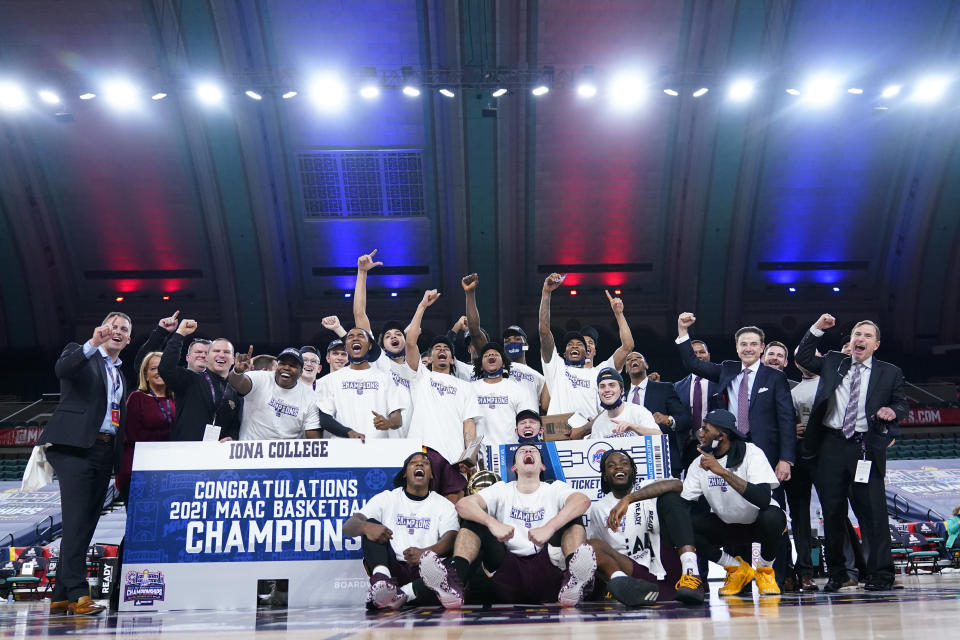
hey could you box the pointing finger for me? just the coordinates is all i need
[247,345,254,358]
[369,249,378,258]
[605,289,613,301]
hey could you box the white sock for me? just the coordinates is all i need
[610,571,628,580]
[400,583,415,599]
[372,565,391,578]
[718,551,738,568]
[680,552,699,576]
[757,558,774,568]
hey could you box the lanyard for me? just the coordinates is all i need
[203,371,230,426]
[150,391,175,427]
[103,357,122,405]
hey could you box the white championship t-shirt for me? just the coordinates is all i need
[372,353,416,438]
[476,480,578,557]
[585,484,665,579]
[407,366,481,464]
[542,347,602,428]
[356,487,459,562]
[452,358,476,382]
[681,442,781,524]
[588,402,659,440]
[239,371,320,441]
[471,377,535,445]
[316,365,408,440]
[508,362,546,413]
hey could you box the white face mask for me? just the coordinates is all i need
[709,438,721,452]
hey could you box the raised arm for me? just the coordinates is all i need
[796,313,833,374]
[134,311,179,373]
[606,290,634,370]
[353,249,383,333]
[676,313,723,382]
[227,345,254,396]
[404,289,441,371]
[321,315,347,339]
[539,273,563,361]
[157,321,198,392]
[462,273,486,355]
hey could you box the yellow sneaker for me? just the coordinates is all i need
[754,566,781,595]
[718,557,755,596]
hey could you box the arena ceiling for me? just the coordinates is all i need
[1,0,959,359]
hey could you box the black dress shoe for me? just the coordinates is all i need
[863,579,893,592]
[823,578,858,592]
[800,577,819,592]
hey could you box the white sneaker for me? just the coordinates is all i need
[558,545,597,607]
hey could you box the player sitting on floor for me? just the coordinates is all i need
[418,444,596,608]
[344,452,459,610]
[587,449,706,606]
[681,409,786,596]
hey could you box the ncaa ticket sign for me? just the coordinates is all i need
[484,435,671,500]
[120,439,411,611]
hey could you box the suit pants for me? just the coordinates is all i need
[815,430,893,585]
[784,455,817,578]
[46,440,114,601]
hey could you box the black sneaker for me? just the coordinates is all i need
[606,576,660,607]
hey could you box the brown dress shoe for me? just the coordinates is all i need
[68,596,106,616]
[800,577,819,592]
[49,600,70,613]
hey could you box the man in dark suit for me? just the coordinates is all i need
[795,314,908,591]
[674,340,720,473]
[39,312,132,615]
[623,352,691,478]
[675,313,795,478]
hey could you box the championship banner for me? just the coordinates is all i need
[483,435,671,502]
[120,439,412,611]
[0,426,44,447]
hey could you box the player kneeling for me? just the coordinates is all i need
[587,450,705,606]
[344,452,459,610]
[681,410,786,596]
[419,444,596,608]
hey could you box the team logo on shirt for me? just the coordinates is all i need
[430,379,458,397]
[511,370,536,384]
[564,370,592,389]
[391,372,411,390]
[342,381,380,395]
[395,514,432,534]
[477,394,509,410]
[708,476,729,492]
[509,507,545,528]
[267,398,300,418]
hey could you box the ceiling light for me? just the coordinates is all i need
[38,89,60,105]
[103,80,139,109]
[245,90,262,100]
[308,74,348,111]
[663,88,679,96]
[79,92,96,100]
[913,76,949,102]
[196,82,224,105]
[0,82,28,111]
[881,85,901,98]
[491,88,507,98]
[609,74,646,109]
[439,88,455,98]
[151,92,168,100]
[785,88,801,95]
[531,85,549,96]
[729,80,755,101]
[281,91,297,99]
[692,87,709,98]
[847,87,863,94]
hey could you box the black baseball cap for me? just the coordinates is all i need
[561,331,587,352]
[582,326,600,346]
[515,409,541,424]
[596,367,623,387]
[703,409,745,439]
[277,348,304,366]
[326,339,346,353]
[503,325,529,343]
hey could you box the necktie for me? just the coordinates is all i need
[692,376,703,433]
[632,387,641,405]
[841,363,863,439]
[737,369,751,434]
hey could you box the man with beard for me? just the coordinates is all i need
[539,274,635,434]
[405,290,481,501]
[470,342,535,445]
[345,452,459,610]
[317,327,406,441]
[623,352,691,477]
[160,319,242,441]
[418,444,596,608]
[352,250,416,435]
[763,341,798,389]
[585,368,660,440]
[587,450,705,605]
[681,410,785,596]
[229,348,322,440]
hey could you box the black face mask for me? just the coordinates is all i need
[517,432,544,444]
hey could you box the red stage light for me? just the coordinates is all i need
[162,295,171,301]
[570,290,578,296]
[115,296,125,302]
[613,289,622,295]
